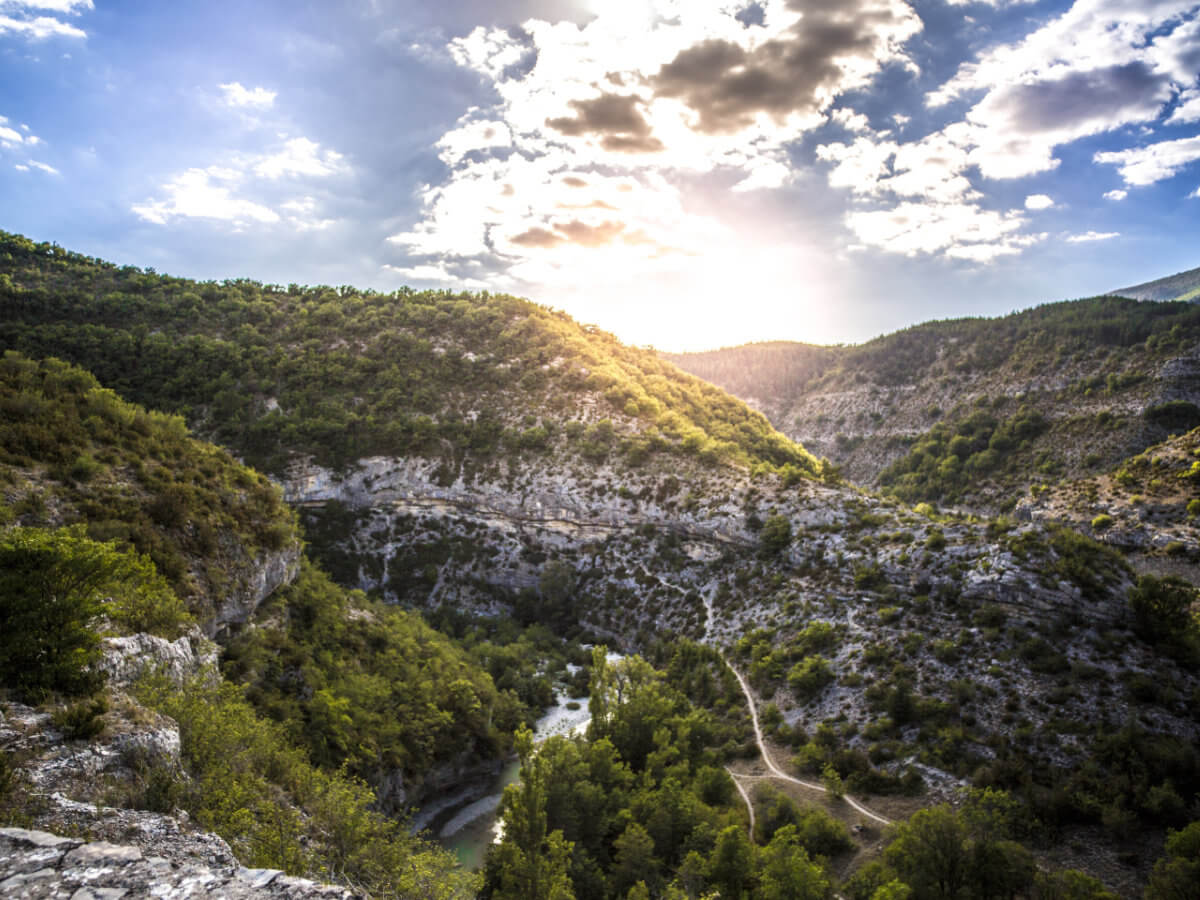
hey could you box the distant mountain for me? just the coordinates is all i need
[667,297,1200,513]
[1112,264,1200,302]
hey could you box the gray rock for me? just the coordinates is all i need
[98,630,218,689]
[0,828,362,899]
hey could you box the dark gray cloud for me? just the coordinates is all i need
[554,219,625,246]
[510,226,562,247]
[978,62,1171,134]
[509,219,626,248]
[546,93,664,153]
[652,2,911,134]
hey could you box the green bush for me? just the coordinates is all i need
[134,670,476,897]
[760,514,793,556]
[52,696,109,741]
[1090,514,1113,532]
[788,656,834,699]
[0,526,187,700]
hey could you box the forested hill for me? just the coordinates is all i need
[0,230,820,481]
[667,296,1200,511]
[1113,264,1200,303]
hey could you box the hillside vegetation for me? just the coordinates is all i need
[0,351,299,626]
[0,231,820,481]
[667,296,1200,512]
[0,354,551,897]
[1113,264,1200,303]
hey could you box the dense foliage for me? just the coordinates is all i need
[0,352,298,618]
[0,525,188,700]
[133,670,477,898]
[878,407,1049,504]
[483,647,840,900]
[847,790,1118,900]
[223,560,525,789]
[671,295,1200,396]
[0,231,820,479]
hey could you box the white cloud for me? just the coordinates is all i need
[13,163,27,171]
[1103,188,1127,200]
[219,82,276,110]
[436,115,512,165]
[813,1,1199,263]
[383,262,489,289]
[927,1,1195,180]
[1066,230,1119,242]
[19,159,59,174]
[830,108,871,133]
[132,167,281,226]
[0,0,89,39]
[133,136,348,229]
[843,200,1039,260]
[1095,135,1200,186]
[253,137,345,179]
[394,1,925,294]
[4,1,92,12]
[0,119,23,146]
[1168,87,1200,124]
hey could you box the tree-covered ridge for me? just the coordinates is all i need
[670,295,1200,398]
[0,230,820,479]
[0,352,299,623]
[660,341,835,408]
[1113,263,1200,303]
[223,560,528,806]
[667,295,1200,511]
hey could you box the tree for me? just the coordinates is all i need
[1129,575,1198,658]
[0,526,184,699]
[612,821,659,896]
[759,826,833,900]
[707,825,754,900]
[759,515,793,556]
[884,806,968,900]
[1032,869,1117,899]
[490,727,576,900]
[1145,820,1200,900]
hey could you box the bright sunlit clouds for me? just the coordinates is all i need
[2,0,1200,349]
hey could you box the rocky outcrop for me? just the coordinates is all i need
[211,544,302,635]
[0,827,360,899]
[97,629,218,689]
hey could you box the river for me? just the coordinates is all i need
[417,685,596,870]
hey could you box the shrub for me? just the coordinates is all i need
[52,696,109,741]
[1091,514,1113,532]
[0,526,190,701]
[788,656,834,699]
[760,515,793,556]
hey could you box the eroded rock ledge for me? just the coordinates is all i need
[0,827,360,899]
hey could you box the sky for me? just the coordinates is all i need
[2,0,1199,352]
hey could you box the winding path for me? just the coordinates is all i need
[724,659,892,827]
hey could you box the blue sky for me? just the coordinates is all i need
[2,0,1199,351]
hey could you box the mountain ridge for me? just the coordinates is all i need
[1112,264,1200,303]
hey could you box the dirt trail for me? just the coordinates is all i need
[725,659,892,827]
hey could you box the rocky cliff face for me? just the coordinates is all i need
[0,827,359,899]
[0,629,361,897]
[208,543,302,637]
[775,345,1200,494]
